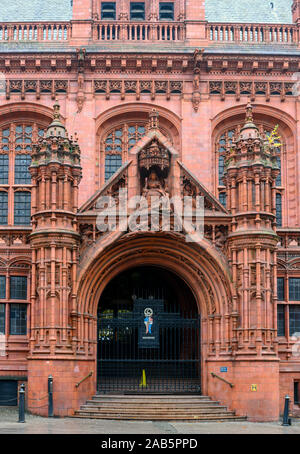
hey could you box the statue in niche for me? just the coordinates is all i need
[143,170,168,199]
[142,169,170,213]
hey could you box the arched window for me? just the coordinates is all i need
[0,121,46,226]
[216,123,283,223]
[103,122,172,182]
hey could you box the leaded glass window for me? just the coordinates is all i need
[276,193,282,227]
[0,192,8,225]
[0,276,5,299]
[15,125,33,153]
[105,155,123,181]
[0,304,5,334]
[0,155,8,184]
[289,305,300,337]
[275,156,281,186]
[218,155,225,185]
[289,278,300,301]
[219,192,226,208]
[14,155,32,184]
[277,304,285,337]
[277,277,284,301]
[104,124,147,182]
[103,123,172,182]
[9,304,27,335]
[14,192,31,225]
[1,128,10,154]
[0,122,45,226]
[10,276,27,300]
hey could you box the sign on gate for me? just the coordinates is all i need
[134,298,163,348]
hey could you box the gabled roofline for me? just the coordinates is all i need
[178,161,229,215]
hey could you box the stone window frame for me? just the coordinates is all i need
[276,276,300,339]
[0,271,30,337]
[0,119,47,226]
[9,303,27,336]
[98,0,180,22]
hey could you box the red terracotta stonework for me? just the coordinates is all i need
[0,0,300,422]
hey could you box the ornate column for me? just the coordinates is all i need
[27,102,94,417]
[223,103,280,355]
[220,103,281,421]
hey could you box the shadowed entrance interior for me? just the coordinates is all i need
[97,266,201,393]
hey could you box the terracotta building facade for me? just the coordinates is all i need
[0,0,300,421]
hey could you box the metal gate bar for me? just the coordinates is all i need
[97,303,201,394]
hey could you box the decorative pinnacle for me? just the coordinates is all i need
[46,98,67,138]
[149,109,159,130]
[53,97,61,121]
[239,101,259,137]
[245,102,253,123]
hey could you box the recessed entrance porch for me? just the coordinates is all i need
[97,266,201,393]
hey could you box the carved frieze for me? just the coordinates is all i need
[209,80,293,100]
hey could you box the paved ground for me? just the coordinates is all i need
[0,407,300,434]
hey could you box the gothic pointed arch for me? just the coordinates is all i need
[75,231,234,362]
[95,103,181,186]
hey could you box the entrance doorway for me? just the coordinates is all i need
[97,266,201,393]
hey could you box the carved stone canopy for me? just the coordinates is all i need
[139,139,170,175]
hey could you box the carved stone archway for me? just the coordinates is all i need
[75,232,234,395]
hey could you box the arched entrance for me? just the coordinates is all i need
[76,232,234,398]
[97,265,201,393]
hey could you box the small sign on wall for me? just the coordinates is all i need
[251,384,257,392]
[220,367,228,373]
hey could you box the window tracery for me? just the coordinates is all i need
[103,121,172,182]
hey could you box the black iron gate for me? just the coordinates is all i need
[97,297,201,393]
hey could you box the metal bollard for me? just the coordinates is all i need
[282,395,292,426]
[48,375,53,417]
[18,383,25,423]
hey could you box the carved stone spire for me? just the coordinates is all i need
[31,100,81,170]
[238,102,260,141]
[46,98,67,138]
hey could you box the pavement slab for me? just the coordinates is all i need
[0,407,300,434]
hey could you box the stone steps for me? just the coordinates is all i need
[83,404,224,410]
[74,394,247,422]
[73,413,245,422]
